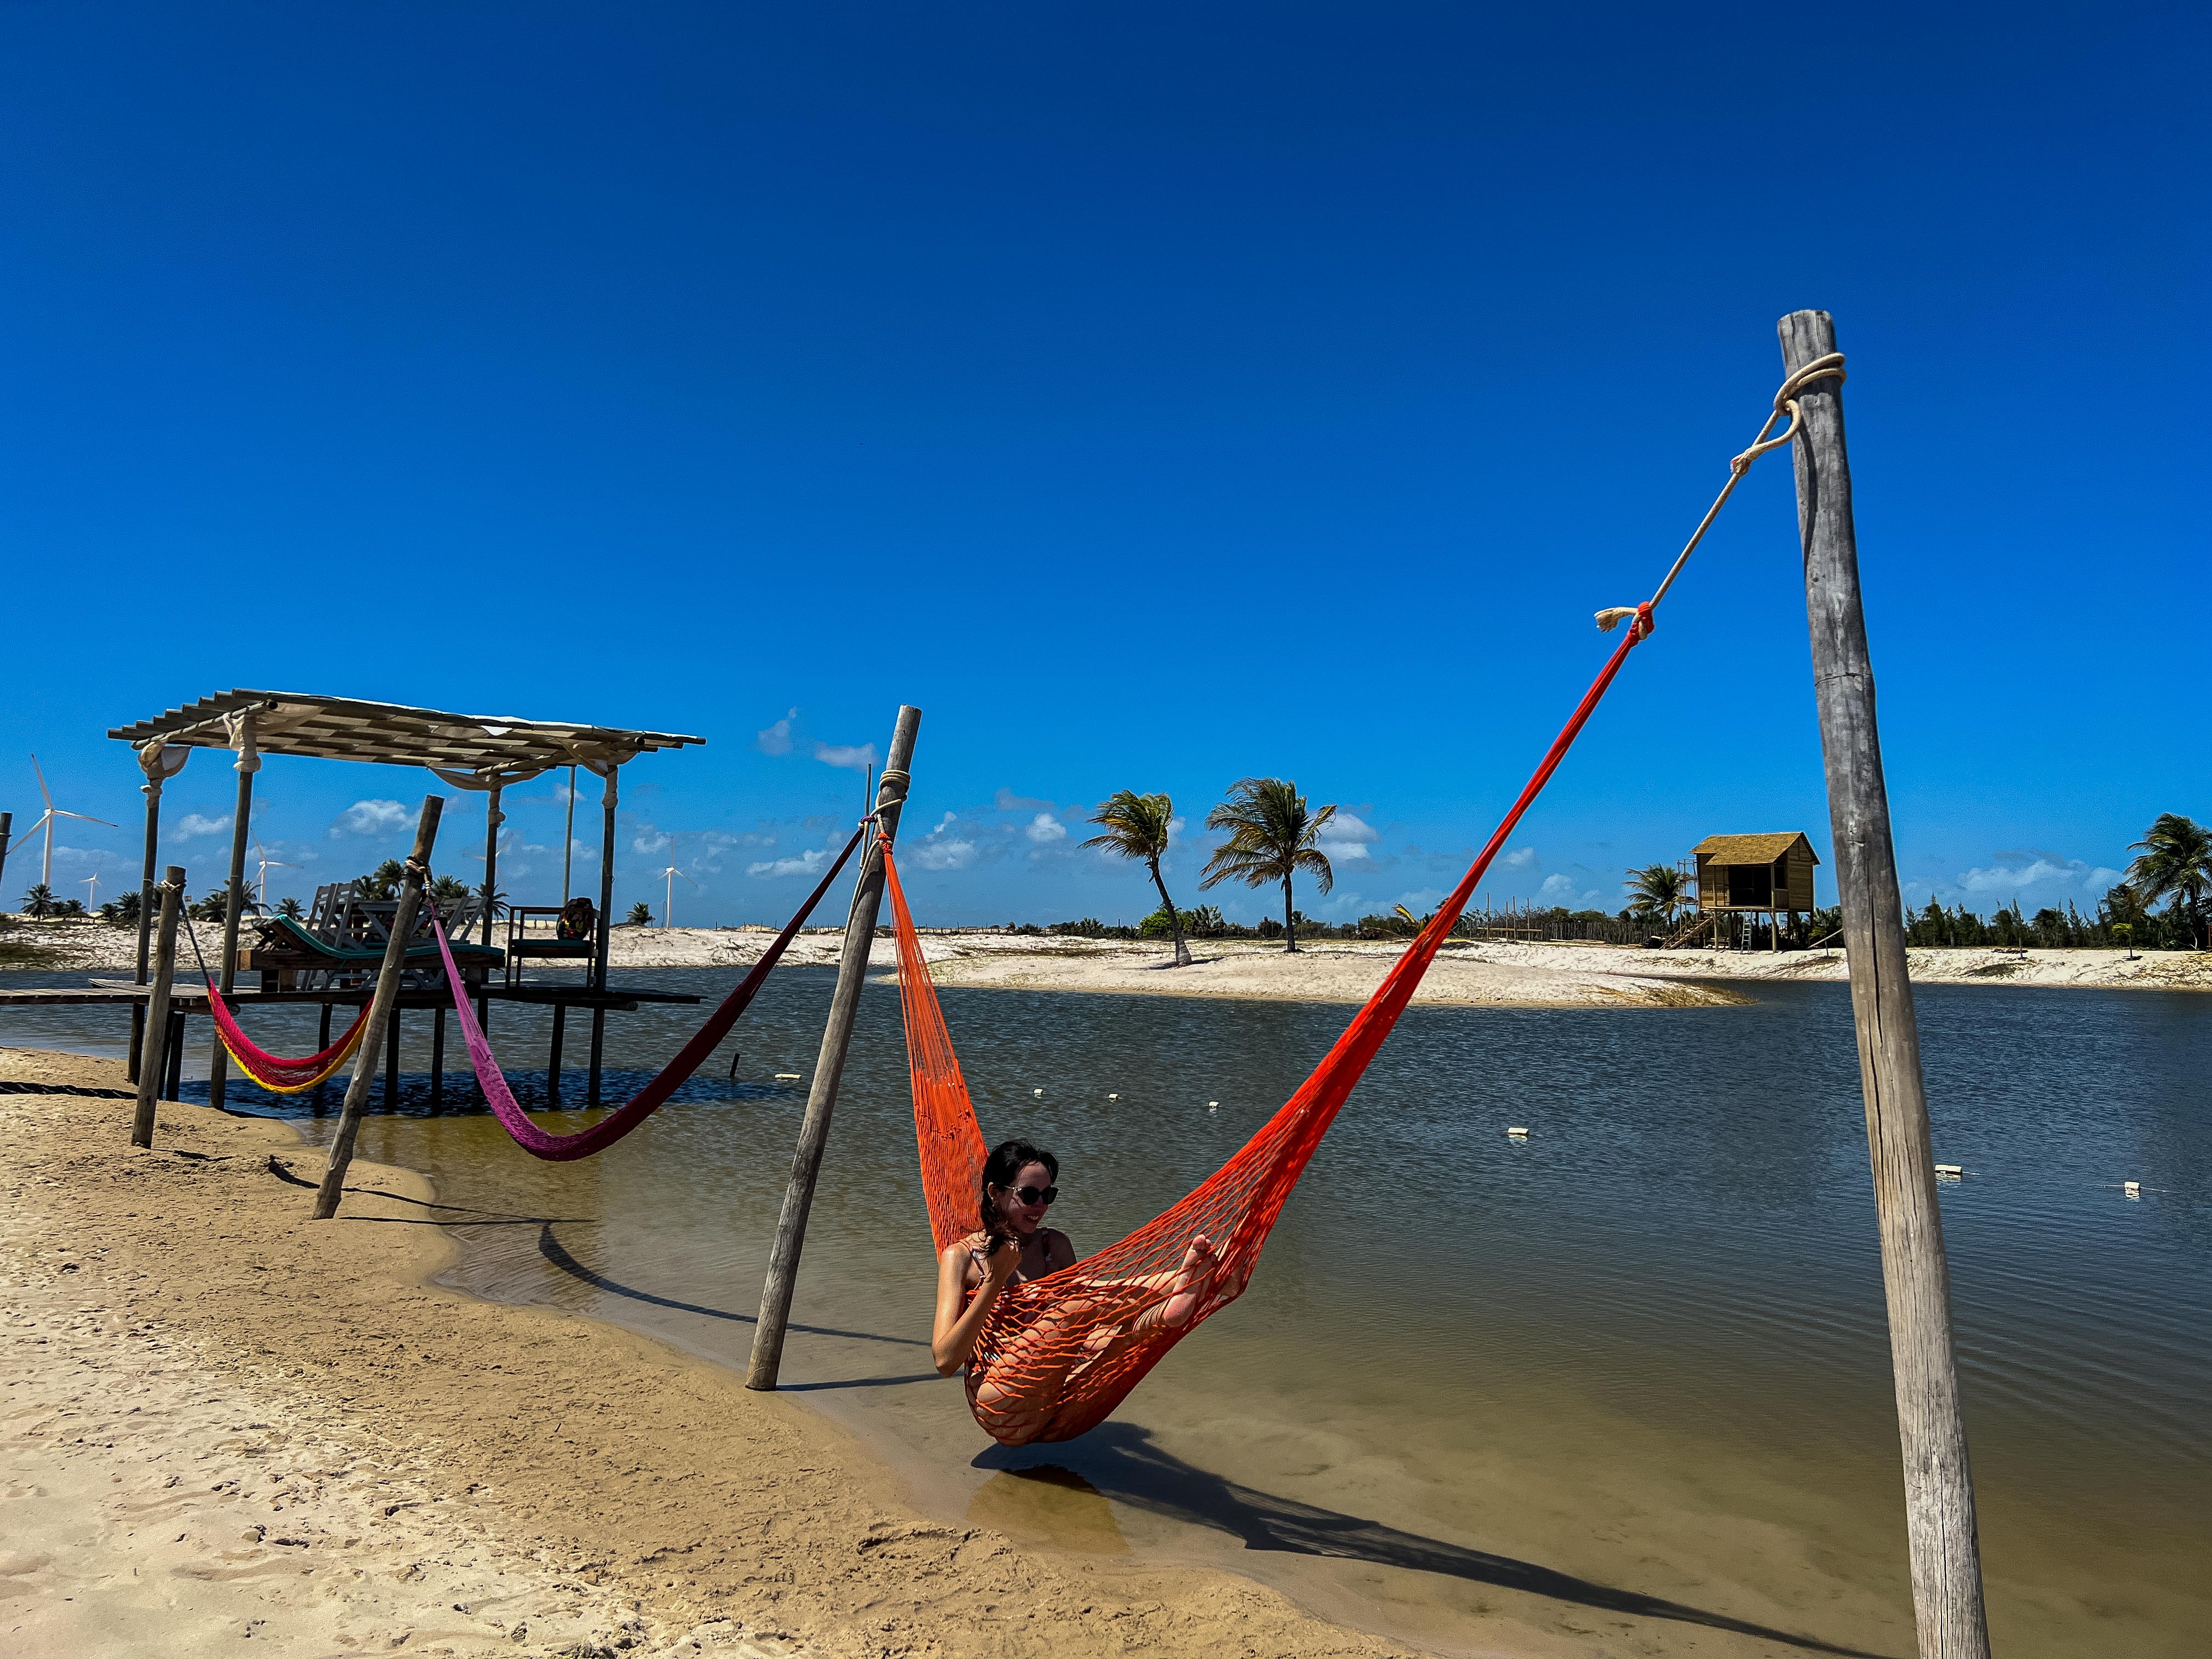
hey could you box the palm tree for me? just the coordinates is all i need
[275,895,306,922]
[426,874,473,916]
[2126,812,2212,950]
[626,901,653,927]
[1201,777,1337,953]
[1623,862,1688,926]
[1081,791,1192,967]
[20,883,57,918]
[354,859,407,901]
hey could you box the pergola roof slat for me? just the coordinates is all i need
[108,689,704,771]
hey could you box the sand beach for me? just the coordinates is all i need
[12,917,2208,1003]
[2,1045,1422,1659]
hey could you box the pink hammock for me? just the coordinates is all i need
[426,822,866,1160]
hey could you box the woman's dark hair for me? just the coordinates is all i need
[979,1139,1058,1252]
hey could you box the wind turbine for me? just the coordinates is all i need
[81,872,102,912]
[659,862,697,929]
[24,755,116,888]
[252,837,300,907]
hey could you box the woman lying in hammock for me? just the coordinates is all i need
[932,1138,1248,1442]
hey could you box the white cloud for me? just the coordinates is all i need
[331,799,409,838]
[632,826,671,855]
[756,708,798,756]
[172,812,233,842]
[1500,847,1537,871]
[51,844,123,868]
[747,848,831,879]
[1317,812,1379,863]
[814,741,878,772]
[1166,815,1184,839]
[996,788,1054,811]
[910,811,979,872]
[1954,856,2123,896]
[1537,873,1579,901]
[1026,812,1066,844]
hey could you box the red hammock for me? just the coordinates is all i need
[889,607,1655,1445]
[426,822,867,1160]
[187,920,374,1094]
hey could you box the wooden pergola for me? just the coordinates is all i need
[106,690,704,1109]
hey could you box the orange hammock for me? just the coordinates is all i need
[884,605,1657,1446]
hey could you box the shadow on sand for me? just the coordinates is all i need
[974,1426,1895,1658]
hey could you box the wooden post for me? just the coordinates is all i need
[562,763,577,904]
[1781,309,1990,1659]
[0,811,11,891]
[131,867,185,1148]
[312,796,443,1221]
[163,1010,186,1101]
[588,760,619,1104]
[430,1006,446,1106]
[383,1005,401,1108]
[747,705,919,1391]
[206,725,258,1112]
[548,1002,566,1105]
[476,783,500,1037]
[130,764,161,1080]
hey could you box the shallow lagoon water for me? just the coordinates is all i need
[10,966,2208,1655]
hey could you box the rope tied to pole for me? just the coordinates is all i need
[1595,352,1847,632]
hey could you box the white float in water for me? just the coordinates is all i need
[2124,1180,2142,1198]
[775,1073,803,1081]
[1934,1164,1963,1178]
[1033,1088,1044,1096]
[1107,1093,1119,1100]
[1506,1126,1529,1138]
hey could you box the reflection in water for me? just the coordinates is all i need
[6,964,2208,1656]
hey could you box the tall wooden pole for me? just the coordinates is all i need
[206,719,258,1111]
[312,796,443,1220]
[130,866,185,1148]
[747,705,919,1390]
[1781,309,1990,1659]
[562,763,577,904]
[477,782,501,1037]
[128,745,187,1082]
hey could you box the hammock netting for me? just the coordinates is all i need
[207,991,372,1094]
[890,606,1655,1446]
[426,822,867,1160]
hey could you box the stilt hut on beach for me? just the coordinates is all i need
[1689,832,1819,949]
[100,690,703,1109]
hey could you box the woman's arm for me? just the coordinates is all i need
[932,1237,1018,1376]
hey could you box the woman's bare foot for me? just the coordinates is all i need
[1156,1234,1219,1328]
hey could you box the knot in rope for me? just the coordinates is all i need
[1599,351,1848,631]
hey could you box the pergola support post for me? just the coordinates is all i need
[206,718,258,1111]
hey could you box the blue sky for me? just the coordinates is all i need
[2,4,2202,927]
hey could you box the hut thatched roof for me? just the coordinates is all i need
[1691,832,1818,866]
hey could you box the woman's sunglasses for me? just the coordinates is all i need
[998,1183,1058,1206]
